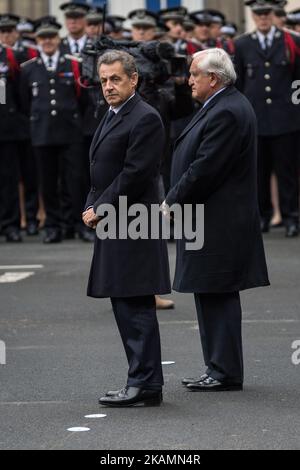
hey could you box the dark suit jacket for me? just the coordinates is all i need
[85,93,171,298]
[234,28,300,136]
[166,86,270,294]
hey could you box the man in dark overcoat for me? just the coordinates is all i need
[164,48,270,392]
[83,50,171,407]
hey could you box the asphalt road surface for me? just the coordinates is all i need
[0,229,299,450]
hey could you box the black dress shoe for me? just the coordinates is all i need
[182,374,208,386]
[78,229,95,243]
[99,386,163,407]
[260,219,270,233]
[286,224,299,238]
[187,376,243,392]
[43,230,62,244]
[26,222,39,236]
[105,387,126,397]
[6,230,22,243]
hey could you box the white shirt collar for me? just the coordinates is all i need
[202,87,227,108]
[109,93,136,114]
[41,50,60,71]
[68,35,87,54]
[257,26,276,49]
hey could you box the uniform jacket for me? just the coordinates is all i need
[20,54,84,146]
[85,93,171,298]
[234,28,300,136]
[0,45,29,142]
[166,86,270,294]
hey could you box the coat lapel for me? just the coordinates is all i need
[175,86,235,147]
[250,32,268,60]
[266,29,283,60]
[90,93,141,157]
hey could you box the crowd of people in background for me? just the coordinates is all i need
[0,0,300,248]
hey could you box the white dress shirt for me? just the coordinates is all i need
[257,26,276,50]
[109,93,136,114]
[41,50,60,71]
[68,35,87,55]
[202,87,227,108]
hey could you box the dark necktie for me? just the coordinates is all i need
[48,56,53,68]
[74,41,79,54]
[263,36,270,52]
[100,110,116,137]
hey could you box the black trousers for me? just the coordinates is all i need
[35,144,85,232]
[194,292,244,384]
[18,140,39,224]
[0,142,20,233]
[111,296,164,390]
[257,133,299,225]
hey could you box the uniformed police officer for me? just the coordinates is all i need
[128,9,158,42]
[0,15,40,236]
[221,23,238,41]
[189,10,211,51]
[190,10,235,55]
[106,16,126,40]
[0,14,28,242]
[272,0,288,30]
[59,1,90,56]
[20,18,89,243]
[16,17,37,48]
[235,0,300,237]
[286,9,300,34]
[159,7,199,56]
[85,7,103,41]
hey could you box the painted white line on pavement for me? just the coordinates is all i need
[162,361,176,365]
[7,345,57,351]
[0,272,34,283]
[0,265,44,270]
[67,427,90,432]
[85,414,107,419]
[0,401,68,406]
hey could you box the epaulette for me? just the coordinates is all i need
[64,54,83,63]
[20,57,38,68]
[284,28,300,38]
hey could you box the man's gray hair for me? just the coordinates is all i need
[193,48,237,86]
[97,50,138,77]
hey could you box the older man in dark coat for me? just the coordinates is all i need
[83,51,171,407]
[164,48,270,392]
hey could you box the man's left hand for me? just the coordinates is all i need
[82,208,100,230]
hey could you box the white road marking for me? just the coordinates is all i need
[67,427,90,432]
[7,346,57,351]
[162,361,176,365]
[0,272,34,283]
[0,265,44,270]
[85,414,107,419]
[0,401,68,406]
